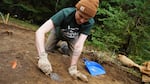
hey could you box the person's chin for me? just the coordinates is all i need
[77,22,82,25]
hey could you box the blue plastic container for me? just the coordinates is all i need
[83,58,106,76]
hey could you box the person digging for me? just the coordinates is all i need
[35,0,99,82]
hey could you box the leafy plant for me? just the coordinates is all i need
[91,0,150,64]
[0,12,5,23]
[0,12,10,24]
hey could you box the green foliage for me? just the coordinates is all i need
[0,0,150,64]
[91,0,150,64]
[92,1,129,51]
[86,25,105,51]
[125,0,150,63]
[2,0,13,4]
[0,12,5,23]
[0,0,78,24]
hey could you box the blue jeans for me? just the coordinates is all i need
[45,29,78,56]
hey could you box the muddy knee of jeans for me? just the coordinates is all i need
[57,41,67,47]
[45,47,57,53]
[61,45,69,55]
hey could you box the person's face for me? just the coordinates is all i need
[75,10,89,25]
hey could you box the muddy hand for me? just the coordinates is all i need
[38,52,52,75]
[68,65,88,82]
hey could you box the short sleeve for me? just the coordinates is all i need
[50,10,65,27]
[80,18,95,35]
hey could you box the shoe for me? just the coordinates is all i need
[57,41,69,55]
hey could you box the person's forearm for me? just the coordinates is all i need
[36,31,46,56]
[35,19,55,56]
[71,47,82,66]
[70,34,87,66]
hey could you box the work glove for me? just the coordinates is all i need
[68,65,88,82]
[38,52,52,75]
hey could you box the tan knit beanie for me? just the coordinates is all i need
[75,0,99,18]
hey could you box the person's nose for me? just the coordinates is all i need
[80,18,87,23]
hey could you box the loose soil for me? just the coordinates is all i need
[0,23,141,84]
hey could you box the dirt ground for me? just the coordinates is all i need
[0,23,142,84]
